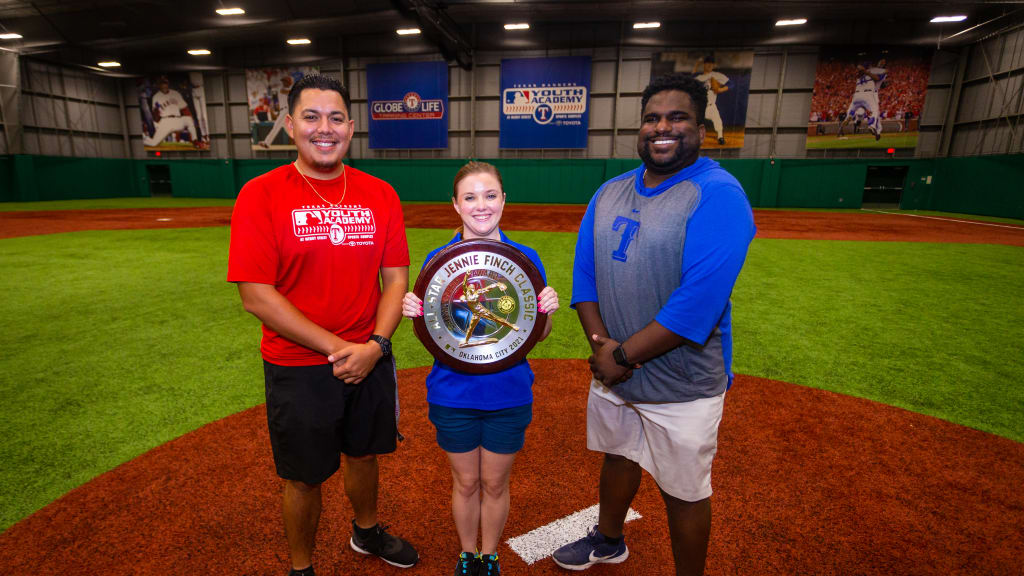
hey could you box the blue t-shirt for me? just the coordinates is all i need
[571,157,755,390]
[421,230,548,410]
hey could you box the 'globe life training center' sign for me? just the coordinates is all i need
[367,61,448,149]
[500,56,591,149]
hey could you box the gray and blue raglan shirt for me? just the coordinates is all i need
[571,157,756,403]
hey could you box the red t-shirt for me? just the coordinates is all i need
[227,163,410,366]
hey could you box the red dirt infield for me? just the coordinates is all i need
[1,203,1023,245]
[0,360,1021,575]
[2,203,1022,574]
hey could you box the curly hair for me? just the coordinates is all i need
[641,73,708,124]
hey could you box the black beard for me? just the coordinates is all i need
[307,155,344,172]
[637,138,692,175]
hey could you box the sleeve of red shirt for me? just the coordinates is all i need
[227,177,278,284]
[381,183,410,268]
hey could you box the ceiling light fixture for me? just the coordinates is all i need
[287,38,311,45]
[216,7,245,16]
[633,22,660,29]
[396,28,421,35]
[930,15,967,23]
[776,18,807,26]
[0,33,23,40]
[188,49,211,55]
[98,61,121,68]
[504,23,530,30]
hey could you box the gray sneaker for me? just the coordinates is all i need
[349,521,419,568]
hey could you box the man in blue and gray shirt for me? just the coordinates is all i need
[553,73,756,575]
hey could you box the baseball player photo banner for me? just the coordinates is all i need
[808,48,933,150]
[652,51,753,150]
[246,66,319,150]
[499,56,590,149]
[137,73,210,151]
[367,61,448,149]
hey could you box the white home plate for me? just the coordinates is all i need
[156,218,173,222]
[505,504,642,565]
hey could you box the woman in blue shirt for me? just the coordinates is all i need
[402,161,559,576]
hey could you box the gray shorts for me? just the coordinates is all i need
[586,379,725,502]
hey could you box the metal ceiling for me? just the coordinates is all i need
[0,0,1021,74]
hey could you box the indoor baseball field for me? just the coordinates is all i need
[0,196,1022,575]
[2,1,1024,575]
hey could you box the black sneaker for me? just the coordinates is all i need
[453,551,479,576]
[717,137,726,145]
[480,553,500,576]
[349,521,419,568]
[287,567,315,576]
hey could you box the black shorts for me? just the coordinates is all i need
[263,357,398,485]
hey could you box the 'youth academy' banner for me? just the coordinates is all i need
[368,62,448,149]
[500,56,590,149]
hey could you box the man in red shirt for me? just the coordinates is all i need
[228,74,417,576]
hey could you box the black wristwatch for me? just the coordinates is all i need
[369,335,392,358]
[612,345,631,368]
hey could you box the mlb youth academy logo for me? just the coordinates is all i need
[292,206,377,246]
[370,91,445,120]
[502,83,587,125]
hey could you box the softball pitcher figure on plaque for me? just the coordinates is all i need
[455,274,521,348]
[402,161,558,576]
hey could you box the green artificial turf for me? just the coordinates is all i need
[733,239,1024,441]
[0,197,238,211]
[0,228,262,530]
[1,227,1022,532]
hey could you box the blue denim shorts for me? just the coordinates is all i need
[428,402,533,454]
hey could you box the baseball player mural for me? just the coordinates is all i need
[694,55,730,145]
[137,73,210,151]
[807,48,933,150]
[246,66,318,150]
[837,59,888,140]
[651,50,753,149]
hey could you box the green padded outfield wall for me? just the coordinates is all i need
[0,156,10,198]
[1,154,1022,219]
[929,155,1024,219]
[775,160,867,209]
[0,156,141,202]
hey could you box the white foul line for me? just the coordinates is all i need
[860,209,1024,230]
[505,504,642,565]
